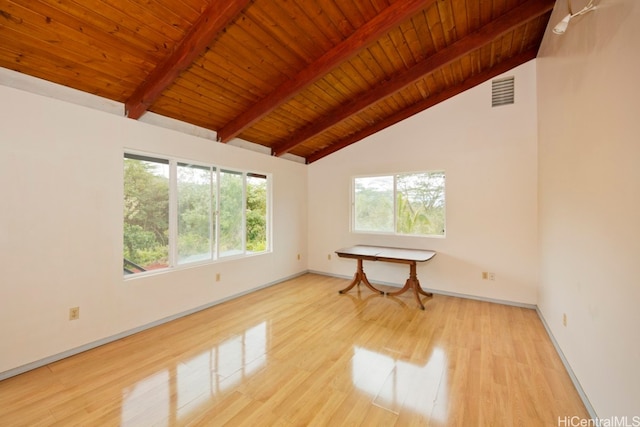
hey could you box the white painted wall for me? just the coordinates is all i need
[308,61,539,306]
[537,0,640,418]
[5,5,638,415]
[0,81,308,374]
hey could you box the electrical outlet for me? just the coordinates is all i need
[563,313,567,327]
[328,254,331,260]
[216,273,221,282]
[297,253,301,260]
[482,272,495,280]
[69,307,80,321]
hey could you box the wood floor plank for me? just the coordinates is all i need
[0,273,589,426]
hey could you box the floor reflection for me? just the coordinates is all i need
[121,369,171,426]
[121,321,267,426]
[0,275,590,426]
[352,346,447,422]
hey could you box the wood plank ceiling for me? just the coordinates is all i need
[0,0,555,163]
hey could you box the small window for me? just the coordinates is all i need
[219,169,244,257]
[177,163,215,265]
[123,154,170,273]
[354,175,394,233]
[246,173,268,253]
[353,171,445,237]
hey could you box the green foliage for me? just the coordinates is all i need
[354,177,394,232]
[123,223,155,259]
[219,171,243,253]
[354,172,445,236]
[177,232,211,260]
[177,166,213,261]
[123,159,169,269]
[246,178,267,252]
[396,172,445,235]
[124,158,269,272]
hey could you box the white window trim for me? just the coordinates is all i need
[351,170,446,238]
[123,150,272,279]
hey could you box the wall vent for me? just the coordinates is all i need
[492,76,514,107]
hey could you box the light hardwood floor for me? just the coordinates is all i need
[0,273,589,426]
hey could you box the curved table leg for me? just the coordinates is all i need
[339,259,384,295]
[360,270,385,294]
[385,262,432,309]
[385,277,412,296]
[338,270,361,294]
[416,279,433,297]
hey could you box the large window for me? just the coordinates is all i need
[353,171,445,237]
[123,152,270,276]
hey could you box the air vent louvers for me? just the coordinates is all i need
[492,76,515,107]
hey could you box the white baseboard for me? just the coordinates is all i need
[0,269,598,423]
[535,307,598,420]
[0,271,306,381]
[309,270,537,309]
[313,270,597,418]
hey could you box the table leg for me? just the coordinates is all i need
[385,262,432,309]
[416,279,433,297]
[338,259,384,295]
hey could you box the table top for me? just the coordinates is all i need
[335,245,436,262]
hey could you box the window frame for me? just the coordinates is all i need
[123,150,272,278]
[123,152,171,274]
[175,162,216,267]
[351,170,446,238]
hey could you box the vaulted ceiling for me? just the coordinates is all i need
[0,0,555,163]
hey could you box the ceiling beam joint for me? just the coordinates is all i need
[125,0,252,120]
[306,48,539,164]
[273,0,554,157]
[216,0,439,143]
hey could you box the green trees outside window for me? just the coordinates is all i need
[124,154,170,271]
[353,171,445,236]
[177,163,214,264]
[246,174,268,252]
[219,170,243,257]
[354,175,394,232]
[124,153,270,276]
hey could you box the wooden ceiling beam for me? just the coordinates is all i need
[305,48,539,164]
[273,0,554,157]
[216,0,439,143]
[125,0,251,120]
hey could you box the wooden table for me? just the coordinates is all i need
[335,245,437,310]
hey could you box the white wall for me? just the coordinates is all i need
[537,0,640,418]
[308,61,539,306]
[5,7,638,414]
[0,80,308,375]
